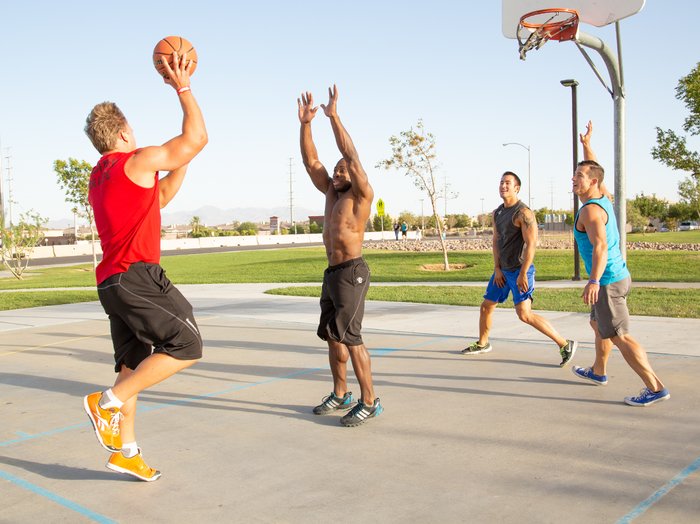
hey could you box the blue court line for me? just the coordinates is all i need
[1,422,89,448]
[1,340,438,448]
[0,469,116,524]
[616,455,700,523]
[0,335,436,522]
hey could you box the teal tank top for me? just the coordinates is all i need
[573,196,630,285]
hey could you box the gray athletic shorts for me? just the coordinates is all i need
[590,276,631,339]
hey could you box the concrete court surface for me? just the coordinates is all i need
[1,283,699,524]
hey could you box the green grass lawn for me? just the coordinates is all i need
[1,246,699,316]
[627,230,700,243]
[266,285,700,318]
[0,290,98,311]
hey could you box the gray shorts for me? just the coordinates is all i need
[590,276,631,339]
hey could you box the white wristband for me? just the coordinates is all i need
[177,86,191,95]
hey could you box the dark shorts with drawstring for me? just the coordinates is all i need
[317,257,370,347]
[97,262,203,372]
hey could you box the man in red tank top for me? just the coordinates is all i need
[83,51,207,481]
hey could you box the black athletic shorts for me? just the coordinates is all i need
[97,262,203,373]
[317,257,370,347]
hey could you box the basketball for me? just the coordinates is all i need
[152,36,198,79]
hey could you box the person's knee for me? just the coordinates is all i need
[516,309,532,324]
[479,301,495,316]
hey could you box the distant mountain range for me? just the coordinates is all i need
[48,205,322,229]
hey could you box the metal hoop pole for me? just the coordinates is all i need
[575,31,627,259]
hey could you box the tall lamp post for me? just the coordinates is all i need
[560,79,581,281]
[502,142,531,209]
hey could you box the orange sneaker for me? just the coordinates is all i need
[83,391,122,452]
[107,449,162,482]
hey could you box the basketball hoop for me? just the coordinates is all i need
[517,8,579,60]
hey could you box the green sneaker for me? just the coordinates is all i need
[559,340,578,367]
[460,342,492,355]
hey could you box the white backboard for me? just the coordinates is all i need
[502,0,645,38]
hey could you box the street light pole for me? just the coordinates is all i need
[560,79,581,281]
[502,142,531,209]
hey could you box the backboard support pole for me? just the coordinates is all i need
[576,31,627,260]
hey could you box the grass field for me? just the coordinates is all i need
[0,246,699,316]
[267,285,700,318]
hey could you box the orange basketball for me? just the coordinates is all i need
[152,36,198,79]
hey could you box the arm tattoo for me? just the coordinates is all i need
[520,209,536,229]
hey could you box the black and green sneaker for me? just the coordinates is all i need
[460,342,492,355]
[313,392,354,415]
[340,398,383,427]
[559,340,578,367]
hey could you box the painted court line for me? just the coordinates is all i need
[0,333,107,357]
[616,455,700,523]
[0,336,445,521]
[0,469,116,524]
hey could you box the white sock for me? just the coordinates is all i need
[121,442,139,458]
[99,388,123,410]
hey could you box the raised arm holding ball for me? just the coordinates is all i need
[83,42,207,481]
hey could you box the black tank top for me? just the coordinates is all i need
[494,200,528,271]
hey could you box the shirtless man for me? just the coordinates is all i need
[298,85,382,427]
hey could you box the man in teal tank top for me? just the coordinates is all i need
[571,122,669,406]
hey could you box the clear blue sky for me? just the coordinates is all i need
[1,1,697,226]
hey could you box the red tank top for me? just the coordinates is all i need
[88,151,161,284]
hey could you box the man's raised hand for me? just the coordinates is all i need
[320,84,338,118]
[298,92,318,124]
[579,120,593,147]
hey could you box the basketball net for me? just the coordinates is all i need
[517,8,579,60]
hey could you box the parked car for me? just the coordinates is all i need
[679,221,699,231]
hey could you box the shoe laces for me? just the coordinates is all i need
[322,392,339,405]
[109,411,122,436]
[635,387,652,399]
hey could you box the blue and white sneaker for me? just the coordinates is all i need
[571,366,608,386]
[624,387,670,407]
[313,392,354,415]
[340,398,383,427]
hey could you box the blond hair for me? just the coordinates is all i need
[84,102,127,154]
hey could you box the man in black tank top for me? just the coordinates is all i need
[461,172,578,366]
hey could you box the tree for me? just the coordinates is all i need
[652,62,700,219]
[678,177,700,219]
[377,120,451,270]
[1,211,47,279]
[189,216,208,238]
[397,211,418,228]
[372,213,393,233]
[625,202,647,233]
[448,213,472,228]
[630,193,670,223]
[237,221,258,236]
[309,221,323,234]
[54,158,98,269]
